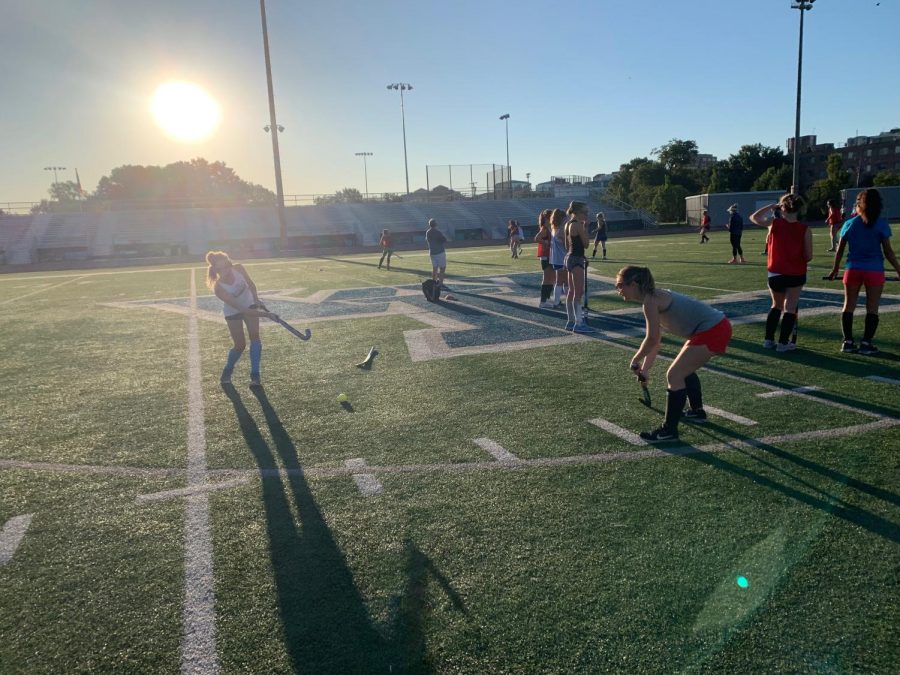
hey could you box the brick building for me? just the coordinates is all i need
[787,128,900,189]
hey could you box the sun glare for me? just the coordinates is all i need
[150,81,221,142]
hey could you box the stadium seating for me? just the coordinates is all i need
[0,215,34,264]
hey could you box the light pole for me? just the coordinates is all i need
[790,0,816,195]
[499,114,510,196]
[355,152,373,198]
[259,0,288,252]
[387,83,413,195]
[44,166,66,186]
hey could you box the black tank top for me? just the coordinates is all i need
[567,222,585,257]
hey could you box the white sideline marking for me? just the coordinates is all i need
[137,478,249,504]
[0,514,34,566]
[0,276,83,306]
[473,438,519,462]
[704,406,757,426]
[588,418,648,446]
[345,459,383,496]
[182,268,219,674]
[866,375,900,387]
[757,385,821,399]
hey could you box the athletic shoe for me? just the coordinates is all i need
[539,301,555,309]
[841,340,858,353]
[739,257,746,263]
[763,339,776,349]
[220,368,233,385]
[760,251,767,255]
[682,408,708,423]
[728,258,737,264]
[564,321,575,331]
[639,426,678,442]
[573,323,596,334]
[602,255,607,260]
[784,342,797,351]
[249,373,262,388]
[859,341,880,355]
[826,247,836,252]
[775,342,792,353]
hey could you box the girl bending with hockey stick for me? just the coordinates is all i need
[616,266,732,442]
[206,251,277,387]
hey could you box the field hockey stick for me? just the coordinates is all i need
[271,316,311,341]
[631,363,652,407]
[355,346,378,369]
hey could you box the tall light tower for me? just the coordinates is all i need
[259,0,288,252]
[43,166,66,186]
[386,83,413,195]
[499,114,510,197]
[790,0,816,195]
[355,152,373,199]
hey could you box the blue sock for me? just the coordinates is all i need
[249,340,262,375]
[225,348,242,370]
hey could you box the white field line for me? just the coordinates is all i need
[0,275,83,306]
[344,459,383,496]
[588,418,648,446]
[0,459,180,477]
[0,514,34,566]
[137,478,249,504]
[866,375,900,387]
[473,437,518,462]
[703,406,757,426]
[757,386,822,399]
[181,268,219,674]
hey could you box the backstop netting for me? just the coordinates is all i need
[424,164,510,199]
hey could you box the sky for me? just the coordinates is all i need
[3,0,899,205]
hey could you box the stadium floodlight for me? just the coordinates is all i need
[499,114,511,197]
[259,0,288,252]
[355,152,374,198]
[43,166,67,186]
[387,83,413,195]
[789,0,816,195]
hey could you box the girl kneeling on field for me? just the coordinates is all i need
[206,251,277,387]
[616,265,732,442]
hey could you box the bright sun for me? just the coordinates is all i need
[150,81,221,142]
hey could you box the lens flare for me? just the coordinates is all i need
[736,576,749,589]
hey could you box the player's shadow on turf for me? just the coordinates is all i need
[669,426,900,544]
[222,384,459,672]
[317,255,422,276]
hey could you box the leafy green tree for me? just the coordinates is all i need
[723,144,788,192]
[805,154,852,219]
[873,170,900,187]
[751,165,792,192]
[651,179,689,222]
[653,139,699,172]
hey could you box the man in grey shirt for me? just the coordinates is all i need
[425,218,448,288]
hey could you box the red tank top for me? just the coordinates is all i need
[767,217,808,276]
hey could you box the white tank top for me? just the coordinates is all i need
[217,268,254,316]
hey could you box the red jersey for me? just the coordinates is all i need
[826,206,843,226]
[380,235,392,248]
[700,213,710,228]
[767,217,808,276]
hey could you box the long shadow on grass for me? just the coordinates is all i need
[222,384,456,672]
[670,425,900,544]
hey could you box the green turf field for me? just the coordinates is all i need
[2,228,899,673]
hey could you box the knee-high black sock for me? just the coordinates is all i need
[862,312,879,342]
[684,373,702,411]
[765,308,782,341]
[841,311,854,342]
[540,284,552,302]
[664,388,688,433]
[778,312,797,345]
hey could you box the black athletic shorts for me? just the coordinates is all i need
[540,258,550,270]
[767,274,807,292]
[225,303,263,322]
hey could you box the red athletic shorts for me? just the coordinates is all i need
[843,269,885,287]
[688,317,732,354]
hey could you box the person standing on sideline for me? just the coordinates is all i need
[426,218,448,288]
[825,198,843,252]
[749,193,812,352]
[563,201,595,333]
[725,204,745,263]
[827,188,900,354]
[616,266,732,442]
[377,228,393,270]
[206,251,277,387]
[535,210,555,308]
[548,208,568,307]
[699,209,710,244]
[591,212,609,258]
[508,219,521,258]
